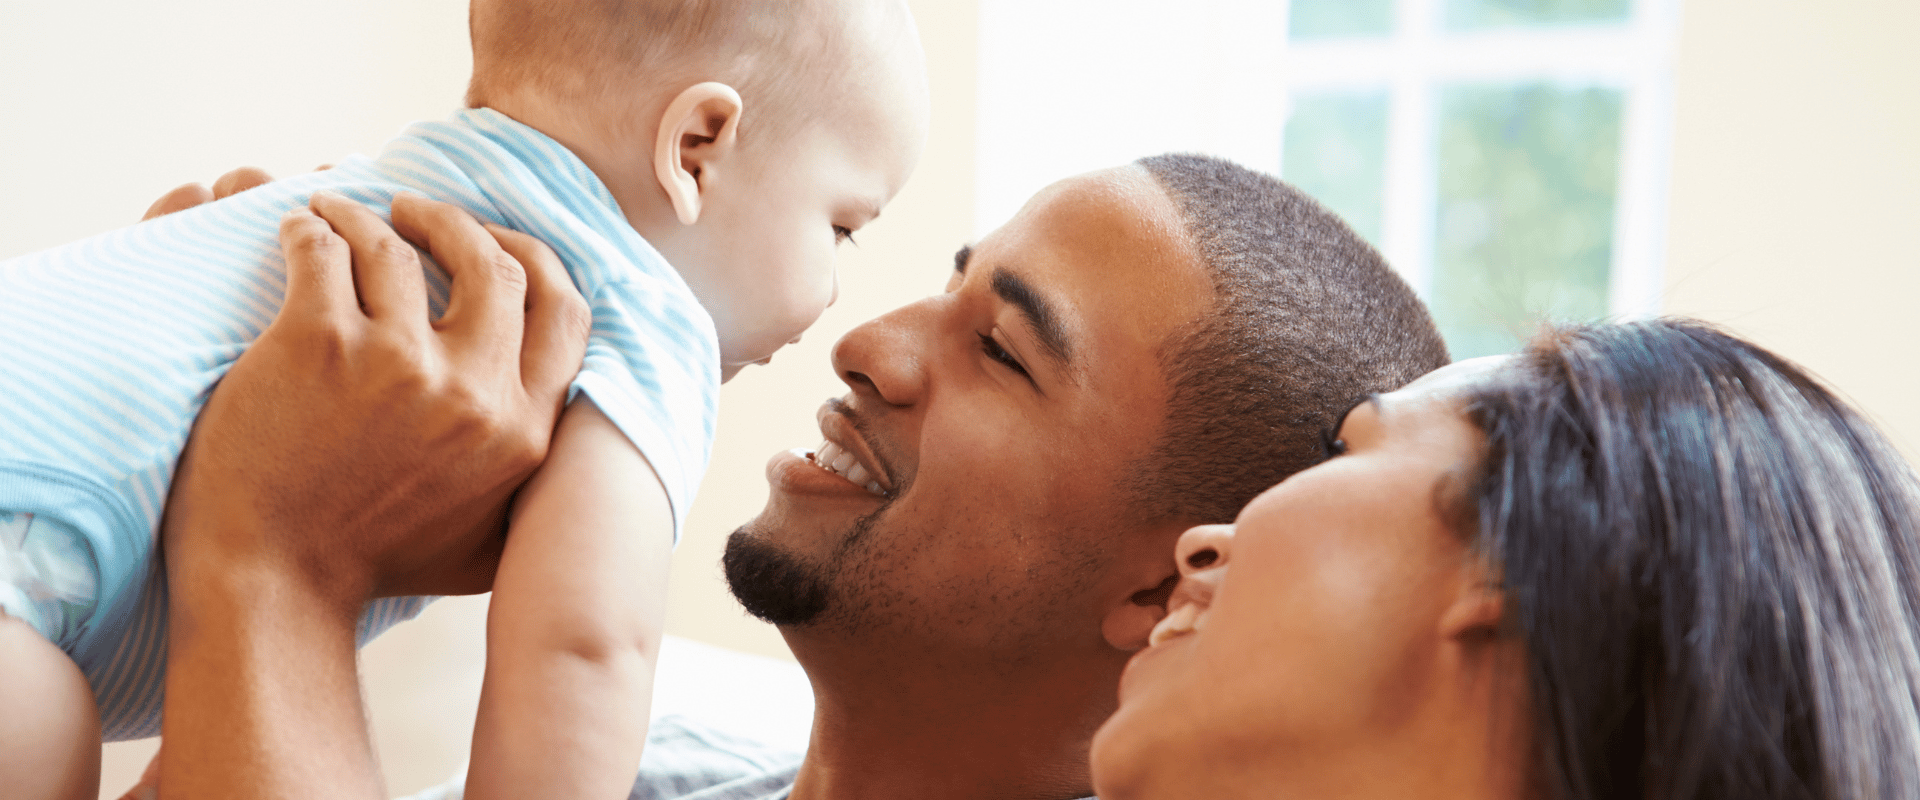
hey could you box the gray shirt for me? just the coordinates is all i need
[629,715,802,800]
[627,715,1095,800]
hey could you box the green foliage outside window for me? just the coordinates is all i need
[1289,0,1395,39]
[1428,83,1624,357]
[1444,0,1630,30]
[1282,91,1391,246]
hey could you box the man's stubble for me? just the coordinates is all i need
[721,502,889,627]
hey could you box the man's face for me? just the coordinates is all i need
[724,165,1215,654]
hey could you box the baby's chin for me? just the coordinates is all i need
[719,352,776,383]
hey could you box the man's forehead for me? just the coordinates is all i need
[1024,166,1190,242]
[977,168,1196,281]
[967,166,1214,373]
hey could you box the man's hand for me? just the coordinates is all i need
[142,166,276,220]
[164,191,592,603]
[157,190,590,800]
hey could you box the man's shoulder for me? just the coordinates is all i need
[630,715,804,800]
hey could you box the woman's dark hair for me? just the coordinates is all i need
[1464,319,1920,800]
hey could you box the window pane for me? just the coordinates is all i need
[1429,83,1624,358]
[1444,0,1631,30]
[1282,91,1390,246]
[1289,0,1394,39]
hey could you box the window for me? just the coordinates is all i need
[975,0,1678,358]
[1281,0,1678,356]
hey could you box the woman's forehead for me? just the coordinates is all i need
[1386,355,1512,404]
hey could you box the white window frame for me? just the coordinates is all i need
[1280,0,1681,317]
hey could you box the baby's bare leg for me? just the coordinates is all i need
[0,611,99,800]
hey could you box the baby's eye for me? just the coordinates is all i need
[833,225,856,245]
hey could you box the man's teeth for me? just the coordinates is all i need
[812,440,886,497]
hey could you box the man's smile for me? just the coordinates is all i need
[764,398,897,500]
[813,398,895,497]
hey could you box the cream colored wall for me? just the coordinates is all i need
[1,1,973,796]
[0,1,475,257]
[1662,0,1920,455]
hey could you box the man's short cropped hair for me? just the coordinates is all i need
[467,0,864,140]
[1132,153,1450,525]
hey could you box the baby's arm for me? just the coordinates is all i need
[0,611,98,800]
[464,397,673,800]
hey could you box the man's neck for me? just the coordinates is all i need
[784,635,1121,800]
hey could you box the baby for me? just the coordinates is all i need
[0,0,927,797]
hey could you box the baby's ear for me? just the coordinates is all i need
[652,82,744,225]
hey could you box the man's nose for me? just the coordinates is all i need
[830,297,934,407]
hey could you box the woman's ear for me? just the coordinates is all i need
[1103,573,1179,652]
[652,82,744,226]
[1441,566,1506,642]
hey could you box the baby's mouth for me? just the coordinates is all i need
[808,441,888,498]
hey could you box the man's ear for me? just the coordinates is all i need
[1103,573,1179,652]
[652,82,744,226]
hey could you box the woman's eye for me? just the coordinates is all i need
[1322,431,1348,458]
[978,332,1030,378]
[833,225,856,245]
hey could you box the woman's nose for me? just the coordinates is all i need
[1151,525,1234,647]
[1176,524,1234,576]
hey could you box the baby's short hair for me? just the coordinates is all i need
[468,0,869,140]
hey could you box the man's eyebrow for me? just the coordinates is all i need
[954,245,972,274]
[990,267,1074,367]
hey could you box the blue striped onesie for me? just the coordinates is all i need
[0,108,719,741]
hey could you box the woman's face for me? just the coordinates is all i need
[1090,357,1512,798]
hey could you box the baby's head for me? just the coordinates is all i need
[467,0,929,380]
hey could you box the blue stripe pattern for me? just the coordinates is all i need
[0,108,719,740]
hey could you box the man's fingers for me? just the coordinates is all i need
[277,206,358,325]
[142,183,214,221]
[306,190,429,323]
[211,167,274,201]
[491,225,590,402]
[142,166,277,222]
[391,193,527,348]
